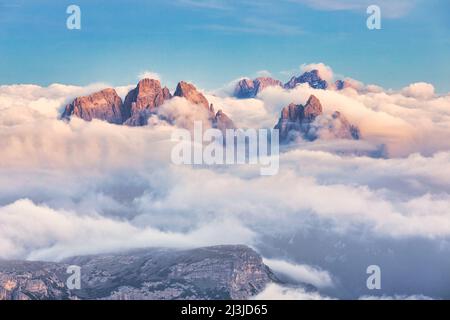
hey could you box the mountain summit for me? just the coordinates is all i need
[62,88,124,124]
[234,77,283,98]
[233,70,331,99]
[284,70,328,90]
[0,245,278,300]
[275,95,360,143]
[61,79,235,130]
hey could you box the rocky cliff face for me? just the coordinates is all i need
[213,109,236,133]
[174,81,210,110]
[123,78,171,120]
[171,82,235,131]
[234,77,283,98]
[61,88,124,124]
[0,245,276,300]
[284,70,328,90]
[62,79,235,131]
[275,95,360,142]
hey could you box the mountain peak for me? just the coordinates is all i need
[174,81,209,109]
[123,78,171,121]
[304,94,323,120]
[284,70,328,90]
[62,79,235,131]
[234,77,282,99]
[275,94,359,143]
[61,88,123,124]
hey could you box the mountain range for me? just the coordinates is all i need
[233,70,351,98]
[61,70,359,143]
[0,245,279,300]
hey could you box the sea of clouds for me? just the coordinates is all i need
[0,64,449,299]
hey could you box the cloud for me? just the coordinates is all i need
[300,63,334,83]
[196,17,304,36]
[359,294,434,300]
[206,94,275,129]
[256,70,273,78]
[253,284,334,300]
[176,0,230,10]
[402,82,435,99]
[290,0,418,18]
[1,76,450,298]
[257,82,450,157]
[138,71,161,82]
[254,285,433,300]
[157,97,213,130]
[263,258,334,288]
[0,199,255,261]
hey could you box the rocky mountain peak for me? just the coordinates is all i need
[331,111,361,140]
[234,77,282,99]
[234,78,255,98]
[61,88,123,124]
[284,70,328,90]
[213,109,236,133]
[280,103,301,121]
[174,81,209,109]
[275,94,359,143]
[62,79,236,132]
[123,78,171,120]
[304,94,323,120]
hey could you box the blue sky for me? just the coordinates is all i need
[0,0,449,92]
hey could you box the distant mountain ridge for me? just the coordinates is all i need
[234,77,283,99]
[0,245,278,300]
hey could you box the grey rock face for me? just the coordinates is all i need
[234,77,283,99]
[0,245,276,300]
[61,88,124,124]
[275,95,360,143]
[0,260,74,300]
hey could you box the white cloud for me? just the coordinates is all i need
[0,199,255,261]
[257,82,450,157]
[253,284,334,300]
[263,258,334,288]
[0,76,450,298]
[300,63,334,83]
[359,294,434,300]
[206,94,275,128]
[402,82,435,99]
[291,0,417,18]
[137,70,161,81]
[256,70,272,78]
[176,0,230,10]
[157,97,212,130]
